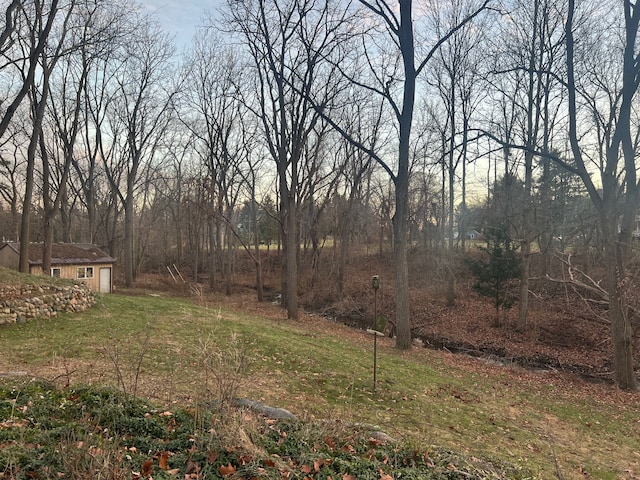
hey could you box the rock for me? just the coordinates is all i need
[234,399,298,420]
[0,282,95,327]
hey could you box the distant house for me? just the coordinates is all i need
[453,229,481,241]
[0,242,115,293]
[466,229,480,240]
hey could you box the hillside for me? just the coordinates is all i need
[1,264,639,478]
[288,250,633,386]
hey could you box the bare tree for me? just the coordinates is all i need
[0,116,26,240]
[16,0,80,272]
[101,17,176,286]
[562,0,640,390]
[427,0,489,305]
[180,34,250,293]
[307,0,491,348]
[493,0,566,330]
[40,0,119,274]
[332,99,383,300]
[482,0,640,389]
[226,0,349,319]
[0,0,60,140]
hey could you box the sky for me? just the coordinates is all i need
[139,0,224,49]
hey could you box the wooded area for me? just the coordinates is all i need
[2,0,640,390]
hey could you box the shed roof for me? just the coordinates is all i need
[0,242,116,266]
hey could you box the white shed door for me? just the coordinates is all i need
[99,267,112,293]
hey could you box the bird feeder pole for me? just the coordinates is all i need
[371,275,380,391]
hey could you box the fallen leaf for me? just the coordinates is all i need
[218,463,237,477]
[159,451,169,470]
[342,474,355,480]
[141,459,153,477]
[378,468,393,480]
[301,465,313,474]
[342,444,355,454]
[186,461,200,474]
[207,451,218,464]
[369,437,385,446]
[314,457,324,472]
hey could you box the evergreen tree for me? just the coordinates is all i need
[467,225,521,325]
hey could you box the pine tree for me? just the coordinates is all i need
[467,226,521,325]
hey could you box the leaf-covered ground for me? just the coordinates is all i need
[294,251,636,385]
[0,380,530,479]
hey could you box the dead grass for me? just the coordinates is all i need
[0,288,639,479]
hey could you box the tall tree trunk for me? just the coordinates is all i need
[602,205,635,390]
[123,189,135,287]
[251,200,264,302]
[208,215,216,291]
[390,0,416,350]
[19,84,49,272]
[225,221,233,296]
[564,0,638,389]
[285,193,298,319]
[517,0,541,331]
[41,131,54,275]
[447,162,456,307]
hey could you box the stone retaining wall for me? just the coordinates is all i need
[0,283,95,325]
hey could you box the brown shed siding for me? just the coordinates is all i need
[29,264,107,292]
[0,242,115,293]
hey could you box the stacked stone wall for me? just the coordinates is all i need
[0,283,95,325]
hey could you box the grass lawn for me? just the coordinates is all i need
[0,291,639,479]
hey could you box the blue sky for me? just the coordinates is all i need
[140,0,224,49]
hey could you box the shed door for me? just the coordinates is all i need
[99,267,112,293]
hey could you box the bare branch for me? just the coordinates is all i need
[416,0,491,77]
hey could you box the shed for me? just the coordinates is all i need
[0,242,116,293]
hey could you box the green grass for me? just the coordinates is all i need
[0,290,639,479]
[0,266,73,287]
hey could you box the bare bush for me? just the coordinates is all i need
[198,331,252,411]
[95,324,152,396]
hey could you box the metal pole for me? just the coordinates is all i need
[373,286,377,392]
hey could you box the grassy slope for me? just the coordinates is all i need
[0,286,638,479]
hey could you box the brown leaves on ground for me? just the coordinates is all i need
[158,451,169,469]
[218,463,236,477]
[378,467,393,480]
